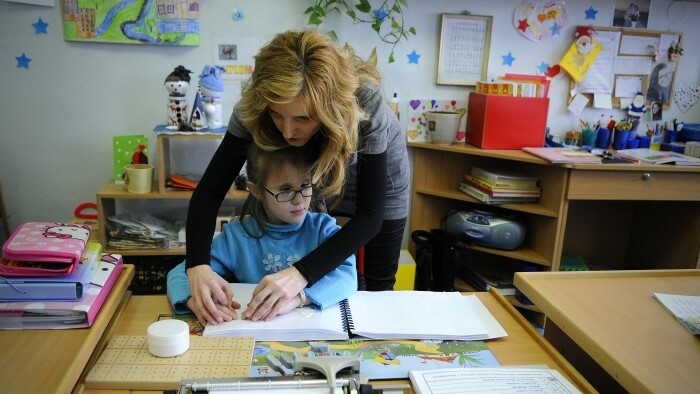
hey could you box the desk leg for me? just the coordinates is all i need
[545,321,626,393]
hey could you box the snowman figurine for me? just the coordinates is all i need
[164,65,192,129]
[628,91,647,118]
[198,65,225,129]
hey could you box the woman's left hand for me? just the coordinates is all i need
[244,266,308,321]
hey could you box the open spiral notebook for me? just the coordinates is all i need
[202,283,506,341]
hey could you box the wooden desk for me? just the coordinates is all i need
[514,269,700,394]
[82,289,595,393]
[0,264,134,393]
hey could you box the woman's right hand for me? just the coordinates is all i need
[186,265,237,325]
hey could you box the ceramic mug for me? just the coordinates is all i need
[125,164,154,194]
[427,111,461,144]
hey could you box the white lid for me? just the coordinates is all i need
[147,319,189,345]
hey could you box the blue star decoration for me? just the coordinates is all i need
[33,18,49,34]
[407,50,420,64]
[550,22,561,36]
[537,61,549,75]
[585,6,598,20]
[373,7,388,21]
[502,52,515,66]
[16,53,31,69]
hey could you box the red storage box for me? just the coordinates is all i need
[466,93,549,149]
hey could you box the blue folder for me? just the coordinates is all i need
[0,260,97,301]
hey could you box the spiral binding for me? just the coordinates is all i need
[339,298,354,335]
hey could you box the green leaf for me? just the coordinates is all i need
[398,0,408,6]
[409,27,416,35]
[346,9,356,19]
[389,52,395,63]
[371,20,381,32]
[304,6,315,15]
[356,0,371,13]
[328,31,338,43]
[308,15,323,25]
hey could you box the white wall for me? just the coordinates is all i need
[1,0,699,236]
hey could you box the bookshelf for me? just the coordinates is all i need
[96,132,248,256]
[408,142,700,314]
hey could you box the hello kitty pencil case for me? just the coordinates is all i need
[0,222,92,276]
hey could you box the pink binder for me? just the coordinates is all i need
[0,222,91,276]
[0,253,123,329]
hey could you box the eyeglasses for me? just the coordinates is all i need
[263,185,313,202]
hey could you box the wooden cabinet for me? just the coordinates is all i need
[96,132,247,256]
[408,142,700,309]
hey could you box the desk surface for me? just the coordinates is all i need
[82,289,594,393]
[514,269,700,394]
[0,264,134,394]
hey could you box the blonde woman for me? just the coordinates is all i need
[186,29,409,324]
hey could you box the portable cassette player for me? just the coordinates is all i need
[444,209,525,250]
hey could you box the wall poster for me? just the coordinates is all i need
[436,14,492,86]
[61,0,200,46]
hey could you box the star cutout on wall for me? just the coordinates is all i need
[407,50,420,64]
[502,52,515,66]
[517,18,530,32]
[16,53,32,69]
[585,6,598,20]
[33,18,49,34]
[550,22,561,36]
[537,61,549,75]
[373,7,388,21]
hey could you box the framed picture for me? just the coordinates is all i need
[612,0,651,29]
[437,14,492,86]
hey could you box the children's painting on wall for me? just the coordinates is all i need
[61,0,200,45]
[612,0,650,29]
[406,99,467,143]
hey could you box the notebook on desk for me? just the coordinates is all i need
[203,283,507,341]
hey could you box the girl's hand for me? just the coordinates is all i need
[186,265,237,325]
[187,295,240,326]
[244,267,308,321]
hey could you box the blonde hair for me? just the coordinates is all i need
[238,29,381,201]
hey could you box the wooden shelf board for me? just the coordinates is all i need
[97,180,248,199]
[414,187,558,217]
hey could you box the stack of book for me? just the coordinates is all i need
[0,222,124,329]
[457,264,516,296]
[0,252,123,329]
[459,166,541,204]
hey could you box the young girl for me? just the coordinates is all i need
[168,144,357,324]
[186,29,409,323]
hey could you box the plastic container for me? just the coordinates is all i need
[147,319,190,357]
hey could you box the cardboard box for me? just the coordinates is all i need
[394,249,416,291]
[466,93,549,149]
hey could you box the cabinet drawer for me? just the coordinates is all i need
[567,170,700,200]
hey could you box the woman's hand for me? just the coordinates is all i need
[186,265,237,325]
[244,266,308,321]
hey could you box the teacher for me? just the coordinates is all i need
[185,29,409,324]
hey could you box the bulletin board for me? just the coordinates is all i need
[569,26,682,110]
[436,14,492,86]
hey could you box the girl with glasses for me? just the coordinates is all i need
[186,29,409,324]
[167,144,357,325]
